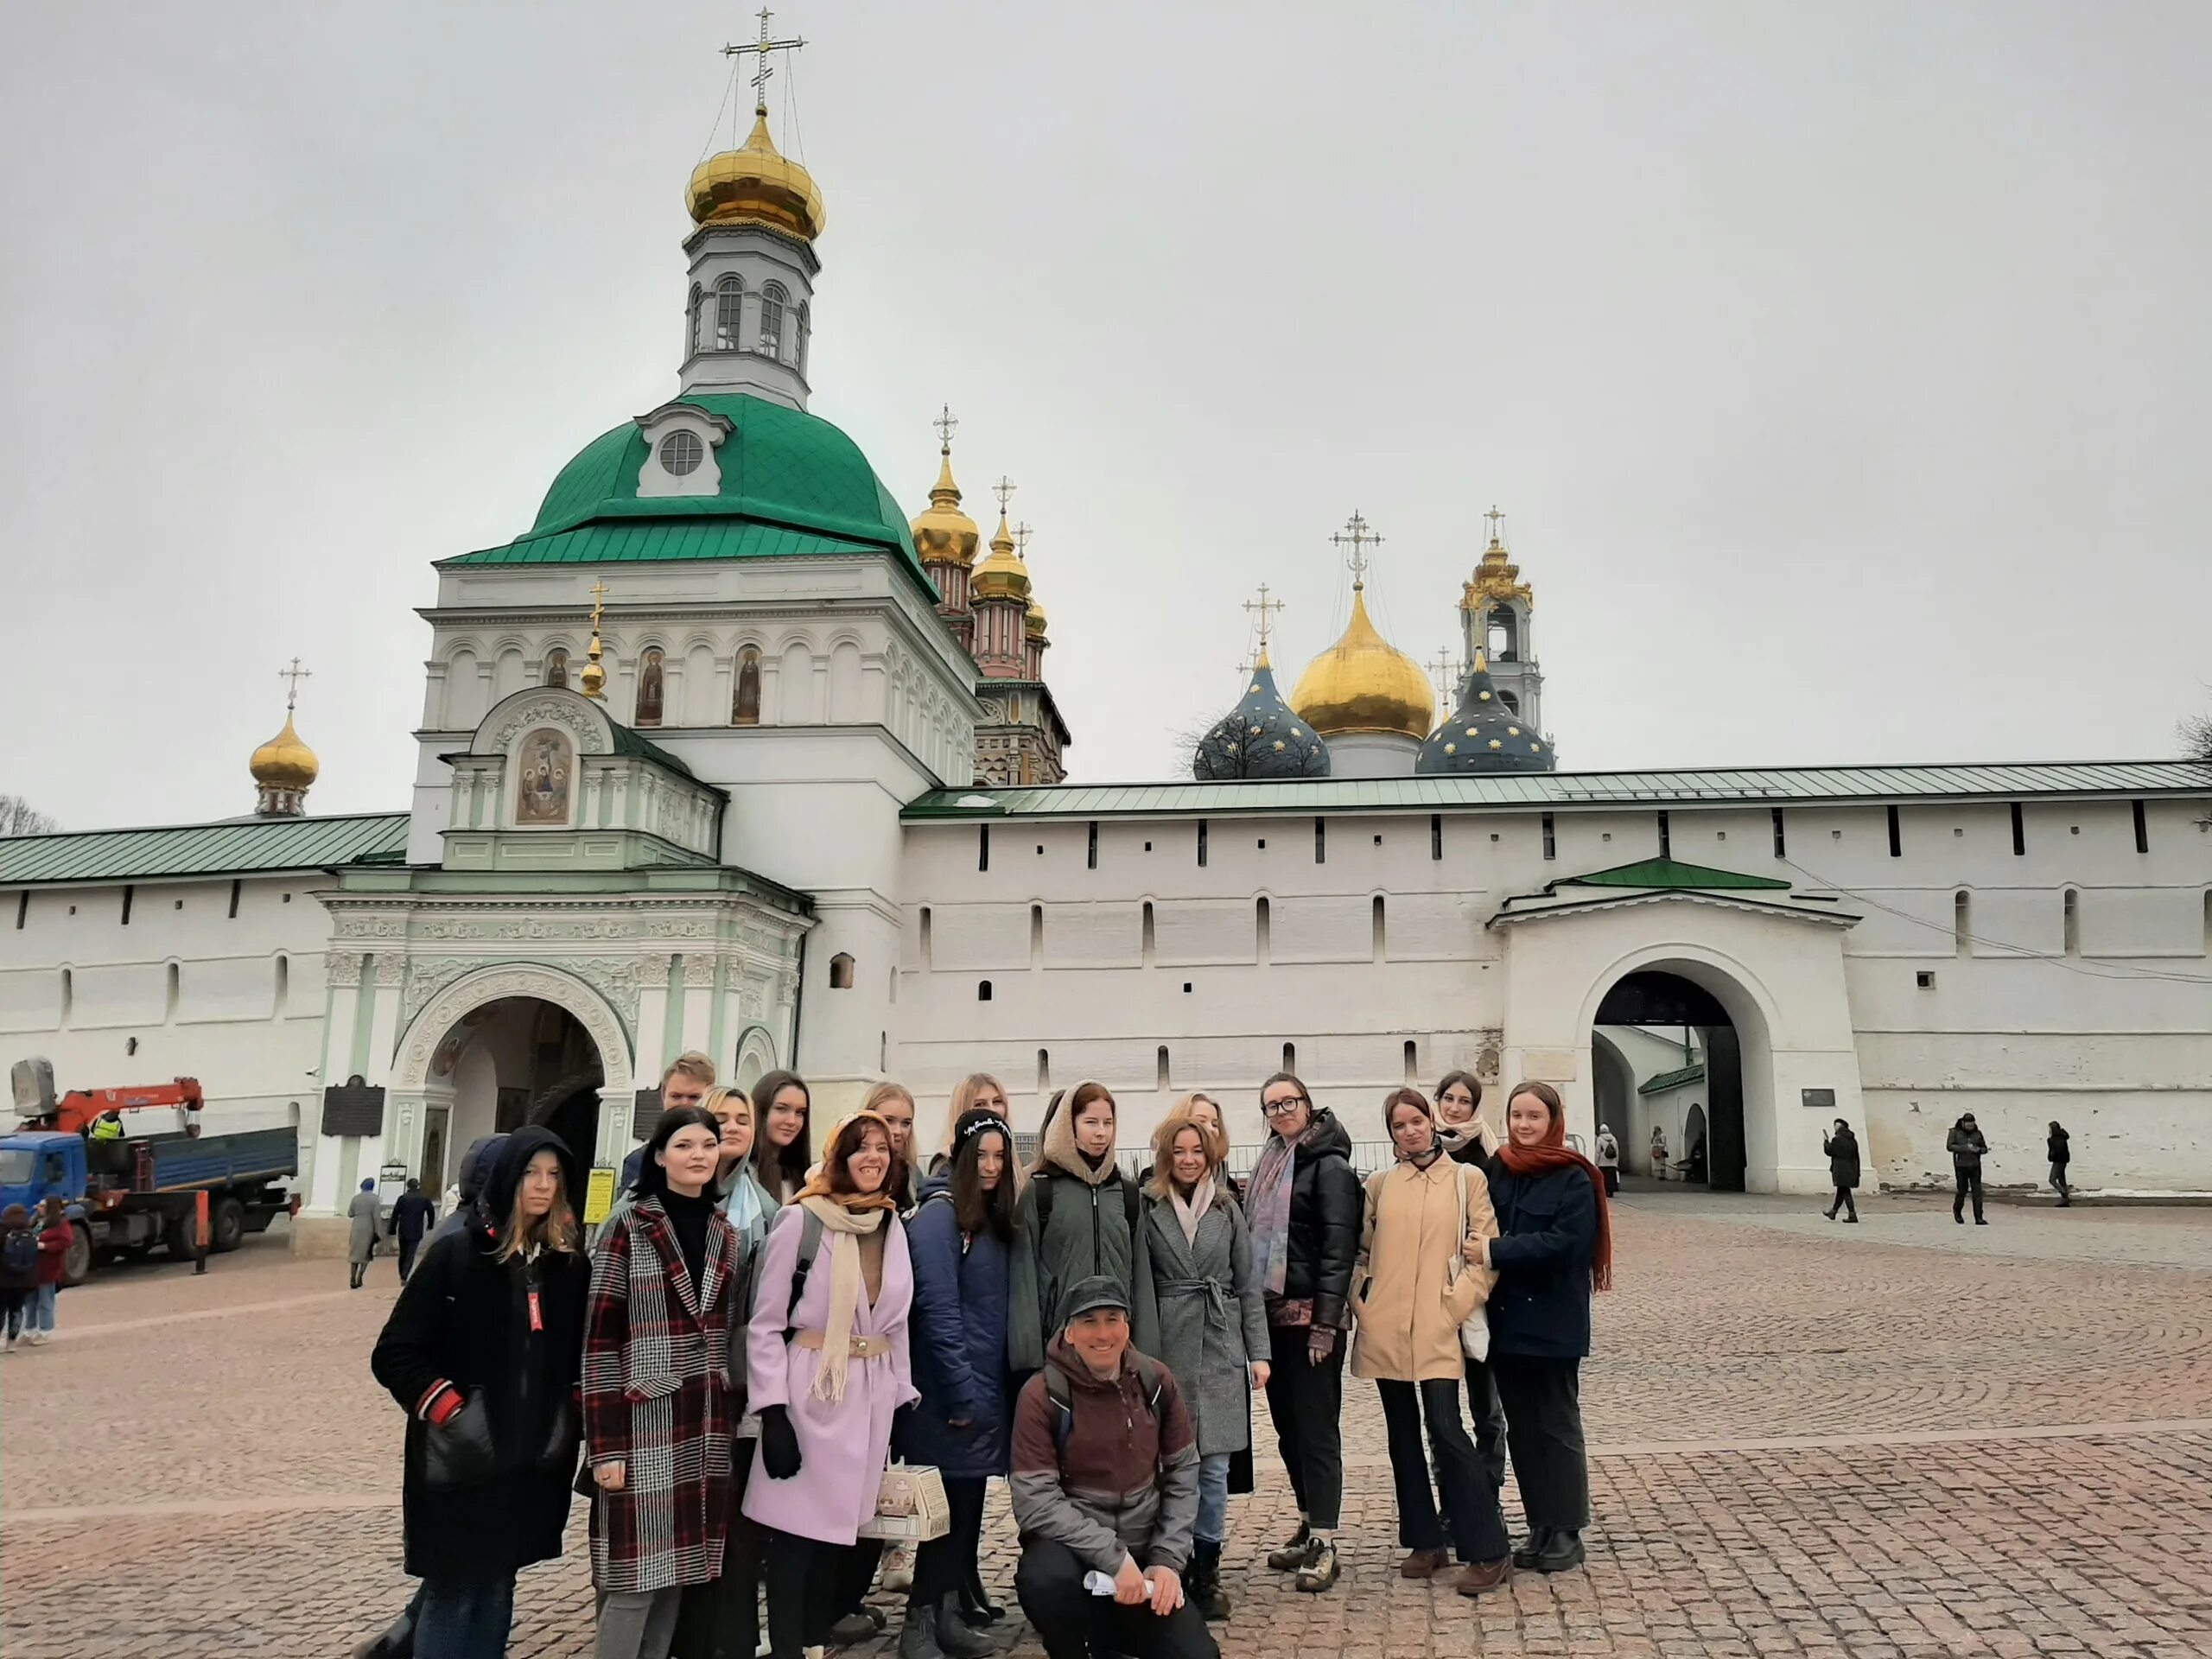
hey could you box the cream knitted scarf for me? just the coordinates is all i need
[797,1195,888,1403]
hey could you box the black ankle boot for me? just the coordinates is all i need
[1189,1541,1230,1620]
[931,1595,992,1659]
[1533,1529,1586,1573]
[1512,1528,1552,1570]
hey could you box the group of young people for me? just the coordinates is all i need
[0,1195,71,1351]
[364,1053,1612,1659]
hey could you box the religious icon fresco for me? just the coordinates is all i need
[516,728,573,824]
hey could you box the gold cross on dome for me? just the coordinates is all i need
[1331,511,1382,588]
[1242,582,1285,655]
[723,8,807,116]
[277,657,312,713]
[1485,505,1506,546]
[587,579,610,632]
[993,475,1017,512]
[932,404,958,454]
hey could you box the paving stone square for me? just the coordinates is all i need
[3,1188,2209,1657]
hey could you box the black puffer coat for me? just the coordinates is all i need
[1257,1109,1362,1330]
[370,1127,589,1581]
[1824,1127,1862,1190]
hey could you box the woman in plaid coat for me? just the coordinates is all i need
[585,1106,744,1659]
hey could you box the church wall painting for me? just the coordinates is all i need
[515,727,574,826]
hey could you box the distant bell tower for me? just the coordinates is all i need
[1459,506,1549,753]
[677,13,823,410]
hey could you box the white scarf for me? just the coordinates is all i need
[1168,1174,1216,1247]
[797,1196,888,1403]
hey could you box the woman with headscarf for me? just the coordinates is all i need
[585,1105,744,1659]
[1007,1080,1147,1376]
[1351,1090,1510,1597]
[1822,1119,1862,1223]
[1249,1071,1360,1594]
[749,1071,814,1207]
[1131,1103,1268,1620]
[1431,1071,1496,1171]
[743,1113,917,1659]
[1466,1081,1611,1576]
[896,1109,1019,1658]
[371,1128,589,1657]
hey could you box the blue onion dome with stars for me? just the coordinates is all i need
[1415,651,1552,774]
[1193,649,1332,779]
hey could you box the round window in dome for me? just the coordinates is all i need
[659,430,704,477]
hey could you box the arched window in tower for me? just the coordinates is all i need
[733,646,762,726]
[759,283,787,358]
[796,302,810,376]
[687,283,704,355]
[543,648,569,690]
[636,648,665,727]
[1488,605,1520,663]
[714,276,744,352]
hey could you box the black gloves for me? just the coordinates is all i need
[759,1404,803,1481]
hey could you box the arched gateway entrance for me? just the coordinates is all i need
[1593,970,1750,1192]
[391,964,632,1205]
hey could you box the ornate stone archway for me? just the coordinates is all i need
[394,962,634,1095]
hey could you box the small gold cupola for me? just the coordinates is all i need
[251,658,319,818]
[686,107,826,241]
[912,404,981,573]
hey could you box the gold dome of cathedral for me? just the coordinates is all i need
[687,108,826,240]
[249,712,319,792]
[1289,588,1434,741]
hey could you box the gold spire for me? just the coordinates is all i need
[912,404,981,570]
[250,658,319,817]
[1461,505,1532,614]
[690,16,823,238]
[581,580,608,699]
[972,481,1030,603]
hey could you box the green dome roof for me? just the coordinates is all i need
[444,394,931,593]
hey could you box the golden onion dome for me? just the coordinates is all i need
[912,448,981,571]
[249,712,319,791]
[971,512,1031,603]
[686,109,826,240]
[1289,588,1435,741]
[1025,594,1049,639]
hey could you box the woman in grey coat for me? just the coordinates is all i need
[1133,1105,1268,1622]
[347,1179,381,1289]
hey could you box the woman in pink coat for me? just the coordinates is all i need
[744,1111,917,1659]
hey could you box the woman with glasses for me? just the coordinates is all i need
[1247,1072,1359,1592]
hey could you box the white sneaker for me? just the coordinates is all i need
[27,1331,49,1346]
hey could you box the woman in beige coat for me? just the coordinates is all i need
[1351,1088,1513,1595]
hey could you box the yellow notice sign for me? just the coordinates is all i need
[584,1166,617,1226]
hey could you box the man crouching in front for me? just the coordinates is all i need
[1009,1276,1220,1659]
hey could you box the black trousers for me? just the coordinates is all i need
[398,1236,422,1281]
[1826,1185,1859,1220]
[1491,1354,1588,1533]
[910,1476,988,1609]
[672,1458,760,1659]
[1264,1323,1345,1529]
[761,1529,859,1659]
[1462,1354,1508,1490]
[1014,1538,1218,1659]
[349,1261,367,1289]
[1378,1377,1508,1563]
[1954,1167,1985,1220]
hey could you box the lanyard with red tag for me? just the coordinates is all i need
[528,1287,543,1332]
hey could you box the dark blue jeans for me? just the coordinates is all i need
[414,1574,514,1659]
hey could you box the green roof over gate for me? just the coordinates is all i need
[0,813,410,887]
[902,760,2212,819]
[1639,1064,1707,1096]
[442,394,933,597]
[1554,858,1791,892]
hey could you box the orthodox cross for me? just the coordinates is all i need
[587,579,610,635]
[932,403,958,454]
[993,475,1017,513]
[1013,522,1033,556]
[723,8,807,116]
[1242,582,1285,658]
[1427,649,1459,705]
[277,657,311,714]
[1485,505,1506,546]
[1331,511,1382,588]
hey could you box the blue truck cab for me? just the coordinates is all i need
[0,1131,92,1279]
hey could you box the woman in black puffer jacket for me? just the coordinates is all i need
[1247,1071,1361,1593]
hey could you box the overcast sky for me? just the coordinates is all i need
[5,2,2209,830]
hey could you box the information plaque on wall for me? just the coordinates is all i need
[1801,1088,1836,1111]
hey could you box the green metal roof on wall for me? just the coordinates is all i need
[1639,1064,1707,1096]
[902,760,2212,819]
[0,813,411,887]
[607,721,697,779]
[1556,858,1791,892]
[442,394,935,598]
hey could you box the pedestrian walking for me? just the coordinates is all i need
[1351,1090,1512,1596]
[742,1112,916,1659]
[0,1203,37,1353]
[393,1179,438,1282]
[1948,1113,1989,1224]
[1593,1126,1620,1197]
[749,1071,813,1208]
[896,1109,1019,1659]
[369,1127,589,1659]
[585,1106,744,1659]
[1009,1277,1218,1659]
[1431,1071,1509,1491]
[1821,1121,1862,1222]
[1132,1106,1268,1621]
[29,1198,69,1343]
[349,1178,383,1290]
[1474,1081,1611,1576]
[1249,1072,1359,1594]
[1008,1080,1148,1375]
[2048,1121,2072,1206]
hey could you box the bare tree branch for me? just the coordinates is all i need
[0,794,60,837]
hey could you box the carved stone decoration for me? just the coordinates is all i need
[567,956,643,1024]
[486,695,604,758]
[374,954,405,986]
[395,963,633,1095]
[400,956,481,1026]
[334,916,407,939]
[683,953,720,988]
[637,952,674,986]
[418,918,486,941]
[325,950,363,988]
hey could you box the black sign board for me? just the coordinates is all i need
[1801,1088,1836,1112]
[632,1087,664,1141]
[322,1078,387,1138]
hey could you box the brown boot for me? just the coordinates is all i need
[1455,1557,1514,1597]
[1398,1547,1449,1580]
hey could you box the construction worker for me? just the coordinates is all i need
[86,1109,124,1142]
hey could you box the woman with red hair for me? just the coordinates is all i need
[1465,1082,1611,1577]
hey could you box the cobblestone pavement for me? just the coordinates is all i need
[4,1198,2209,1658]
